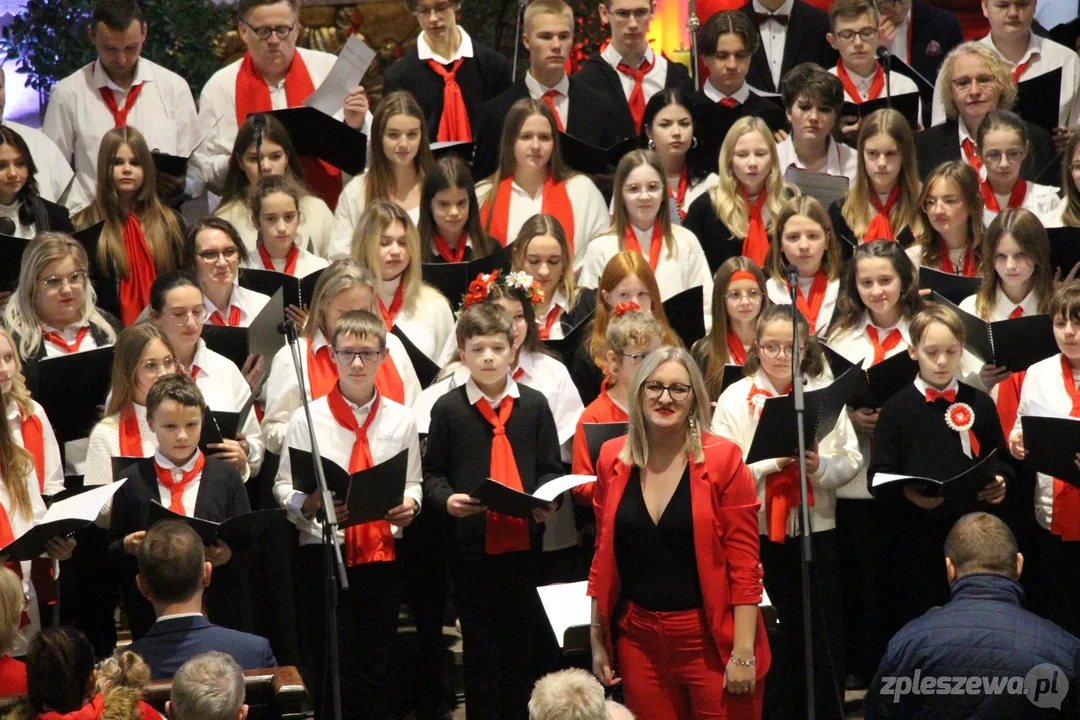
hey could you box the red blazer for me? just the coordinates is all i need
[587,434,771,680]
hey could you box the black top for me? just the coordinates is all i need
[913,119,1056,184]
[828,197,916,262]
[739,0,838,94]
[614,466,702,612]
[906,2,965,110]
[569,340,605,406]
[683,193,743,274]
[572,56,694,142]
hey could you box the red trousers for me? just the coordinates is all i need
[616,602,763,720]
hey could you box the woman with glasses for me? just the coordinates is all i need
[588,345,772,720]
[692,257,769,402]
[975,110,1060,226]
[907,161,985,276]
[913,42,1054,183]
[184,217,271,329]
[713,304,860,720]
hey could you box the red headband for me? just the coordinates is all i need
[730,270,758,284]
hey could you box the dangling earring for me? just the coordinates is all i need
[691,137,698,148]
[688,415,697,436]
[648,138,656,150]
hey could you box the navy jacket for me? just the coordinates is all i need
[128,614,276,679]
[866,574,1080,719]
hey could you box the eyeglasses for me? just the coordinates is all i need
[334,348,384,366]
[623,182,665,197]
[39,270,87,292]
[982,149,1024,165]
[759,343,795,359]
[164,307,208,326]
[642,381,691,401]
[951,74,997,93]
[621,351,650,363]
[242,20,295,41]
[923,196,963,211]
[876,0,909,7]
[726,288,762,302]
[414,2,454,17]
[611,8,651,20]
[835,28,877,42]
[140,357,177,374]
[196,247,239,263]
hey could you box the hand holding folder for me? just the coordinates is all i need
[470,475,596,519]
[1020,414,1080,488]
[288,447,408,528]
[1,481,127,562]
[871,450,1000,515]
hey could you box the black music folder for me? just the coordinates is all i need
[263,108,368,176]
[1015,69,1062,133]
[1046,227,1080,278]
[238,267,324,311]
[870,449,999,515]
[919,266,981,305]
[430,141,475,165]
[201,288,286,370]
[35,345,115,444]
[289,447,408,528]
[145,502,287,546]
[421,245,509,311]
[469,474,596,519]
[933,292,1058,371]
[583,422,628,467]
[111,456,146,483]
[822,345,919,409]
[662,286,706,348]
[840,92,920,128]
[1020,414,1080,488]
[0,234,30,291]
[197,396,256,455]
[543,311,594,362]
[557,133,645,176]
[2,481,127,561]
[392,326,440,389]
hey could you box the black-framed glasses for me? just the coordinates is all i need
[242,20,295,41]
[196,247,239,263]
[333,348,384,365]
[835,28,876,42]
[642,381,691,401]
[39,270,88,292]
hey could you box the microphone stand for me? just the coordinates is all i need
[786,265,816,720]
[253,114,266,180]
[687,0,701,90]
[878,47,893,110]
[281,319,347,720]
[512,0,526,82]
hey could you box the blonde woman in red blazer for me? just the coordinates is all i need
[587,345,771,720]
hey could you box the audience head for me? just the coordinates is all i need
[136,519,210,607]
[95,650,151,698]
[0,567,23,657]
[104,324,177,416]
[223,113,303,205]
[528,668,607,720]
[938,42,1016,126]
[237,0,301,80]
[944,512,1022,583]
[26,627,96,715]
[168,651,248,720]
[89,0,146,86]
[606,702,636,720]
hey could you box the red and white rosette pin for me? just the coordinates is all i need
[747,385,771,419]
[945,402,980,459]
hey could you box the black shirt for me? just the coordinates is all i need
[614,465,702,612]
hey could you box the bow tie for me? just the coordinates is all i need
[925,388,957,403]
[754,11,789,25]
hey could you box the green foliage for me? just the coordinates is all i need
[1,0,233,101]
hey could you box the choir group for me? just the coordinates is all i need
[2,0,1080,716]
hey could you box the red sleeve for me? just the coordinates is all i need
[711,440,764,606]
[140,701,164,720]
[571,419,595,505]
[587,441,619,596]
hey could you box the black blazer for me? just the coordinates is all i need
[35,197,74,233]
[572,55,694,141]
[914,119,1057,183]
[740,0,838,94]
[907,2,964,108]
[473,76,626,179]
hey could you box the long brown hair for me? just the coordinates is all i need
[366,91,435,208]
[418,154,493,259]
[102,324,176,418]
[765,196,842,282]
[841,109,921,239]
[743,304,826,379]
[975,208,1053,317]
[220,114,306,208]
[913,161,984,270]
[829,239,923,336]
[74,126,183,279]
[510,214,579,313]
[0,399,32,521]
[609,150,677,258]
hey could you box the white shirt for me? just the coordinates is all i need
[931,32,1080,127]
[534,289,568,341]
[42,58,200,213]
[242,245,330,278]
[957,287,1042,393]
[766,276,841,336]
[600,44,667,108]
[702,81,753,106]
[753,0,795,90]
[579,225,714,333]
[328,172,423,261]
[6,399,64,497]
[417,26,475,64]
[215,194,336,259]
[777,135,858,184]
[85,403,156,486]
[384,281,456,362]
[152,449,204,517]
[980,180,1061,226]
[189,339,265,478]
[195,47,339,194]
[260,330,421,454]
[712,368,862,535]
[524,72,570,128]
[475,174,608,266]
[4,120,73,204]
[0,469,47,657]
[1011,353,1078,531]
[202,284,271,328]
[40,322,100,358]
[828,64,922,124]
[889,9,912,66]
[275,390,422,545]
[826,315,912,499]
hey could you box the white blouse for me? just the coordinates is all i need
[981,181,1061,227]
[6,399,64,497]
[328,173,423,261]
[202,284,271,328]
[214,194,335,259]
[85,403,156,487]
[190,338,265,479]
[765,276,841,336]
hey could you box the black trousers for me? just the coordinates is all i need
[761,529,845,720]
[1031,523,1080,638]
[58,527,116,659]
[835,497,884,681]
[296,545,401,720]
[450,551,541,720]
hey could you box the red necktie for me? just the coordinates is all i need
[541,89,565,132]
[537,305,561,340]
[1052,354,1080,540]
[740,187,769,265]
[153,452,206,515]
[924,387,957,403]
[42,327,88,354]
[189,365,201,381]
[835,59,885,103]
[616,56,656,134]
[118,214,157,327]
[433,233,466,263]
[622,220,663,272]
[1011,56,1036,83]
[961,138,983,174]
[865,187,900,242]
[981,178,1027,214]
[790,272,828,334]
[326,386,396,564]
[866,326,902,366]
[258,244,298,276]
[475,397,531,554]
[209,305,242,327]
[427,58,472,142]
[719,97,740,108]
[378,283,405,331]
[98,84,144,127]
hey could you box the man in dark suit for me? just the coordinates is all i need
[739,0,838,94]
[878,0,964,111]
[473,0,625,179]
[128,521,276,680]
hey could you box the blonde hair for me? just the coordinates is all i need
[765,196,842,282]
[841,109,921,239]
[910,303,967,346]
[609,150,676,258]
[619,346,711,467]
[96,651,152,720]
[938,42,1017,121]
[350,201,425,311]
[0,327,34,420]
[524,0,574,32]
[3,232,118,360]
[511,214,579,313]
[0,567,23,655]
[303,260,378,341]
[527,668,605,720]
[710,117,796,237]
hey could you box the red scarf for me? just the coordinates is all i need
[306,342,339,400]
[378,282,405,331]
[537,304,561,340]
[258,244,298,275]
[866,325,902,366]
[961,138,983,174]
[375,354,406,405]
[1052,353,1080,541]
[789,272,828,333]
[326,386,396,564]
[118,214,156,327]
[865,186,900,242]
[622,220,664,272]
[616,55,656,134]
[18,410,44,493]
[426,58,472,142]
[540,89,565,132]
[433,233,466,263]
[118,405,143,457]
[670,169,689,221]
[153,452,206,515]
[981,178,1027,214]
[938,243,977,276]
[482,175,575,250]
[740,187,769,266]
[208,305,242,327]
[755,383,814,543]
[99,84,144,127]
[475,397,531,554]
[1011,56,1035,83]
[234,51,342,209]
[835,59,885,103]
[42,327,88,354]
[727,330,747,365]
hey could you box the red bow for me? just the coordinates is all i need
[613,301,640,317]
[925,387,957,403]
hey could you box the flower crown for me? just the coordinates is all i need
[462,269,545,309]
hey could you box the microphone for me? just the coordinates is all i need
[877,46,893,108]
[0,218,16,236]
[277,318,296,335]
[784,263,800,284]
[876,45,892,62]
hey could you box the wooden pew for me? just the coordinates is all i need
[143,666,312,720]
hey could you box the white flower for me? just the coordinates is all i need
[506,271,534,290]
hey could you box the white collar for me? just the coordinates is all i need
[601,43,655,70]
[750,367,789,396]
[465,374,520,406]
[703,81,750,105]
[156,612,204,622]
[993,286,1040,317]
[380,274,403,307]
[132,403,148,422]
[857,313,911,343]
[981,31,1041,67]
[417,26,474,64]
[4,400,19,422]
[914,375,959,396]
[91,58,153,92]
[524,71,570,99]
[510,178,546,201]
[153,449,203,472]
[188,339,211,377]
[311,329,330,352]
[752,0,794,15]
[338,387,379,413]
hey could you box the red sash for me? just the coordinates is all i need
[1052,354,1080,540]
[865,186,900,242]
[482,175,575,251]
[258,244,298,275]
[42,327,88,354]
[622,220,663,272]
[835,59,885,103]
[740,187,769,265]
[99,84,144,127]
[426,58,472,142]
[118,406,143,456]
[981,178,1027,214]
[374,353,405,404]
[475,397,531,554]
[153,452,206,515]
[0,500,29,628]
[754,383,814,543]
[995,306,1026,433]
[118,214,157,326]
[789,272,828,332]
[961,138,983,174]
